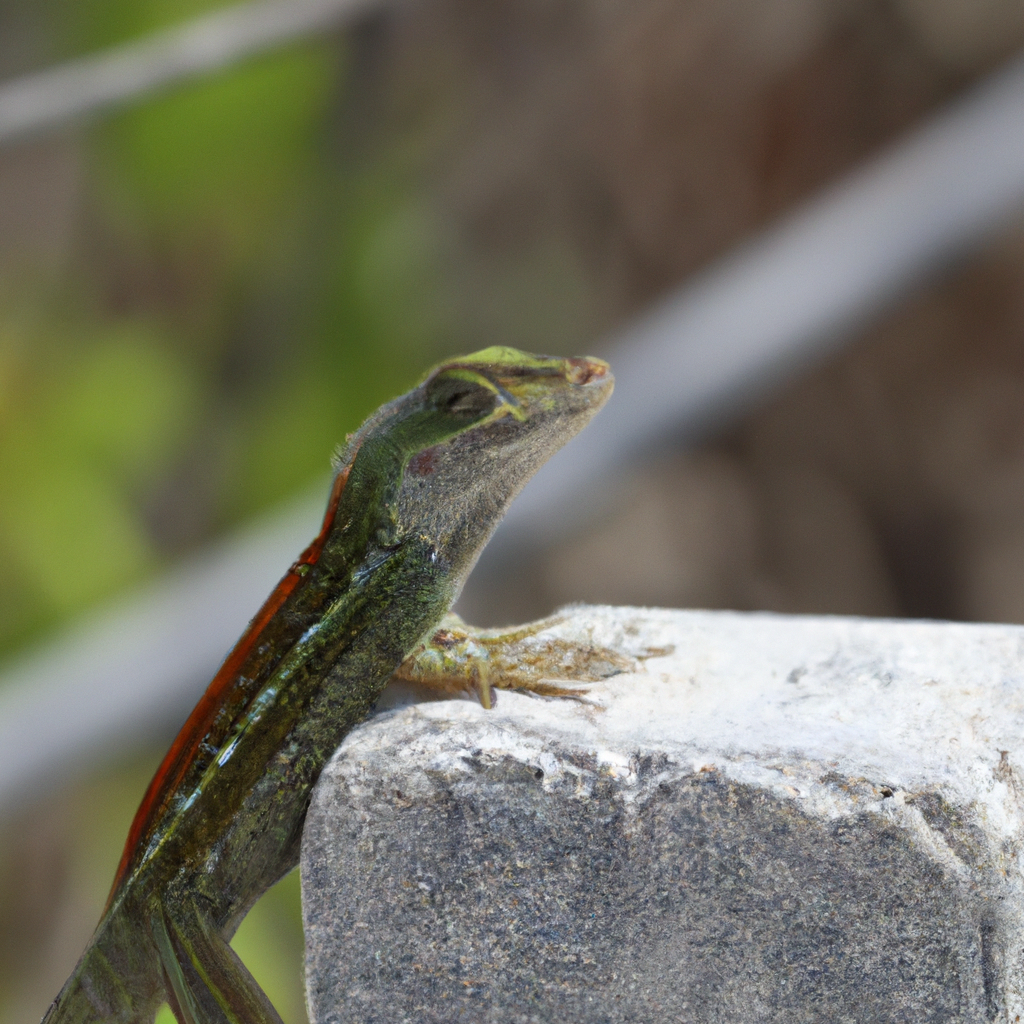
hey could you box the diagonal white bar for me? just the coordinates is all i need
[478,53,1024,556]
[0,0,381,145]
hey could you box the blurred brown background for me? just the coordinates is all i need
[1,0,1023,1020]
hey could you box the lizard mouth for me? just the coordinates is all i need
[564,356,610,387]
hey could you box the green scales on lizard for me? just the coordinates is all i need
[43,347,613,1024]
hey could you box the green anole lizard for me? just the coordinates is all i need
[43,346,613,1024]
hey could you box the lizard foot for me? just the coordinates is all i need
[393,612,669,709]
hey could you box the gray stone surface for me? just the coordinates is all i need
[301,607,1024,1023]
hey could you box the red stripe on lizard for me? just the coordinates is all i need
[107,464,351,906]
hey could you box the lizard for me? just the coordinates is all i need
[42,346,614,1024]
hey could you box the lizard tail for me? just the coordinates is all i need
[40,905,164,1024]
[41,900,283,1024]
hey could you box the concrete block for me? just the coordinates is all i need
[301,607,1024,1023]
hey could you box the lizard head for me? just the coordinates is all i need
[329,346,612,593]
[418,344,612,436]
[396,345,613,581]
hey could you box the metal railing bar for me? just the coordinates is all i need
[0,0,383,146]
[466,50,1024,564]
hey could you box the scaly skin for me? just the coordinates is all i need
[41,347,612,1024]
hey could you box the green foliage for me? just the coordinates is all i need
[92,46,335,279]
[40,327,199,478]
[0,323,200,646]
[227,183,453,517]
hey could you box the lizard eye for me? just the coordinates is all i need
[428,374,498,420]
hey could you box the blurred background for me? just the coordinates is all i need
[1,0,1024,1020]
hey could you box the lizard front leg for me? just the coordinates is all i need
[394,612,668,708]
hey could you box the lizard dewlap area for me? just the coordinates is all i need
[42,347,613,1024]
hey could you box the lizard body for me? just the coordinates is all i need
[42,347,612,1024]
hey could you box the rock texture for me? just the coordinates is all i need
[302,606,1024,1023]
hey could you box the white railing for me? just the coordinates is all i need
[0,0,381,144]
